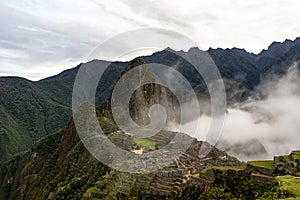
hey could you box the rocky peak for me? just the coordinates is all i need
[112,58,180,129]
[121,58,146,76]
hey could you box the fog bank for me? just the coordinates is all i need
[192,63,300,161]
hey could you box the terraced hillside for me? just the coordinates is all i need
[248,150,300,199]
[77,132,241,199]
[84,144,300,199]
[173,150,300,199]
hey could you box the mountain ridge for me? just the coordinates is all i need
[2,57,299,199]
[1,37,300,164]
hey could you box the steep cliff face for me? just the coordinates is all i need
[106,57,189,134]
[125,58,180,128]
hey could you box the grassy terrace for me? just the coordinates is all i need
[133,138,157,150]
[283,155,293,162]
[292,151,300,160]
[201,166,247,174]
[247,160,275,170]
[212,166,247,171]
[276,175,300,198]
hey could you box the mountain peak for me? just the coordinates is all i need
[260,37,300,55]
[164,47,175,52]
[121,58,146,76]
[187,46,201,53]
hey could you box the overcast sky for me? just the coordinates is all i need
[1,0,300,80]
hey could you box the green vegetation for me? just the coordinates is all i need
[248,160,275,169]
[212,166,246,171]
[133,138,157,150]
[293,154,300,160]
[292,151,300,160]
[37,61,126,107]
[181,172,278,200]
[0,77,71,163]
[276,176,300,197]
[283,155,293,162]
[0,120,108,200]
[0,62,126,163]
[2,51,300,200]
[201,166,246,174]
[98,116,118,134]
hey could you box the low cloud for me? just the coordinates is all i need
[185,63,300,161]
[219,63,300,160]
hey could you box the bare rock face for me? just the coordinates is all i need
[112,58,181,130]
[130,78,181,129]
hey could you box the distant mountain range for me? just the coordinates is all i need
[1,37,300,199]
[0,37,300,164]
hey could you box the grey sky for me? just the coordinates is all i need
[0,0,300,80]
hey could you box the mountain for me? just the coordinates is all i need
[0,119,107,200]
[2,44,300,199]
[144,46,259,88]
[0,61,127,163]
[257,37,300,70]
[112,58,181,128]
[0,77,70,162]
[34,37,300,102]
[1,38,300,165]
[0,117,241,199]
[262,43,300,75]
[208,47,259,89]
[0,59,241,199]
[36,60,128,107]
